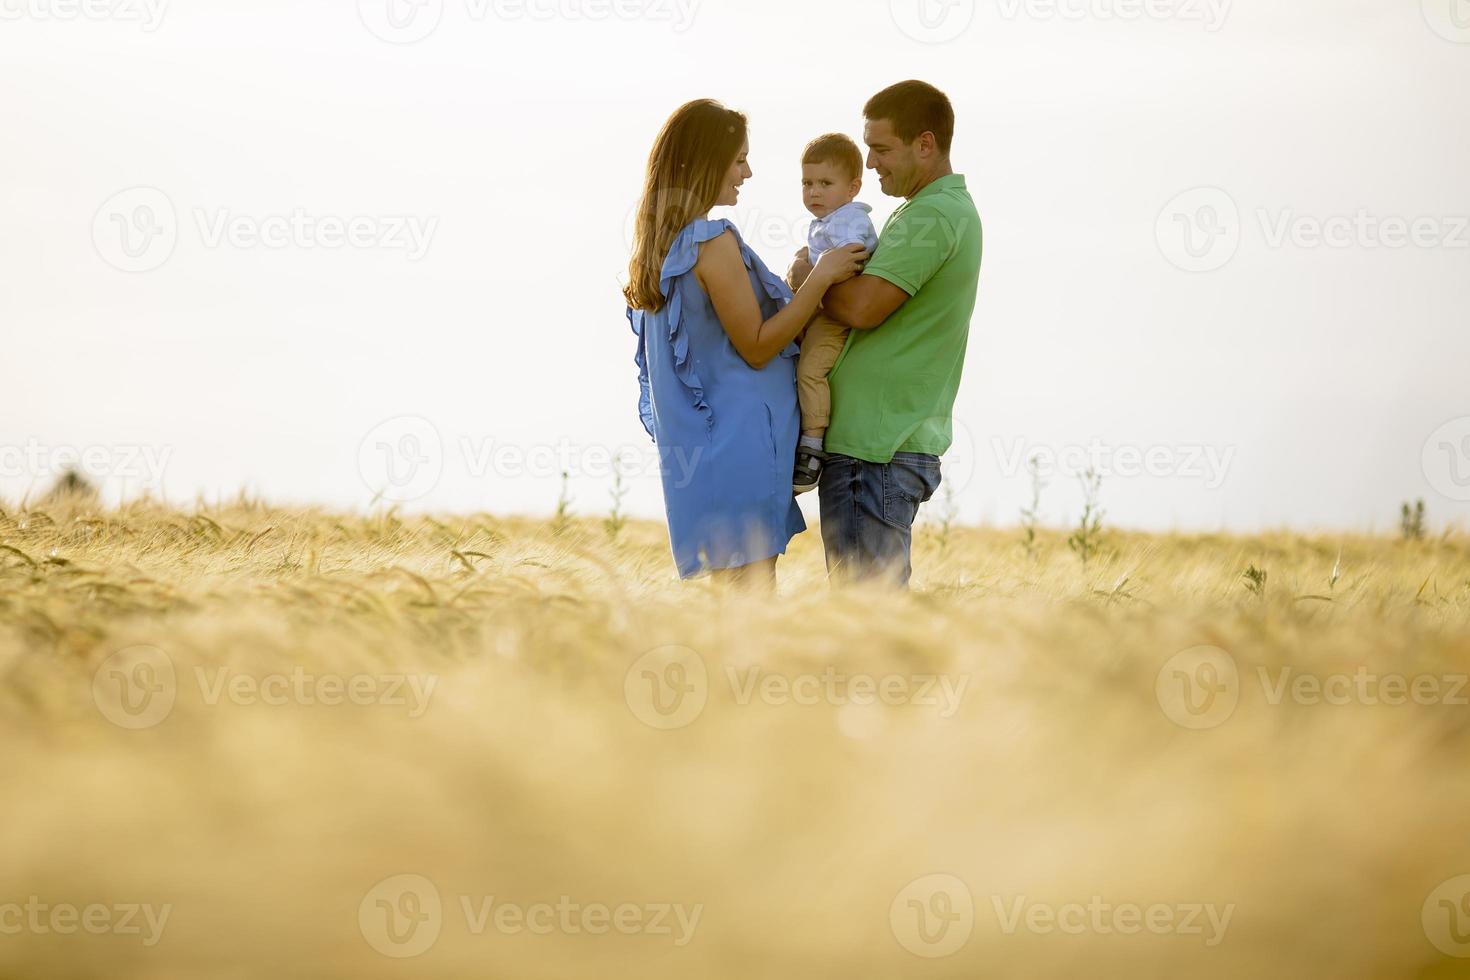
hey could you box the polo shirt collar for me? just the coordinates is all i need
[912,173,965,201]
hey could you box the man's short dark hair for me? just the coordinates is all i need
[864,80,955,156]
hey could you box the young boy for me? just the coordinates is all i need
[791,134,879,494]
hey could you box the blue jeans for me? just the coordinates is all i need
[819,452,942,588]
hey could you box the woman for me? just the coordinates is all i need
[624,99,866,588]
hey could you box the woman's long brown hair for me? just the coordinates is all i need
[624,99,747,313]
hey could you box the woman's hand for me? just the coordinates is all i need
[696,231,865,371]
[787,247,813,290]
[810,244,868,288]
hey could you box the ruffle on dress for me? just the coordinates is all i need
[628,306,656,440]
[627,219,794,438]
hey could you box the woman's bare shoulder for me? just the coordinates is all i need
[695,228,740,261]
[693,229,742,284]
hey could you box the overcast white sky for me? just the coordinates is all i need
[3,0,1468,533]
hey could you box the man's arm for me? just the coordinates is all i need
[828,201,956,330]
[823,274,910,330]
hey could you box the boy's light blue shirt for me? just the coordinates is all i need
[807,201,879,265]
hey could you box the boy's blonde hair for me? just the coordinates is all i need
[801,133,863,183]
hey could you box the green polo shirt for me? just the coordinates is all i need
[825,173,982,463]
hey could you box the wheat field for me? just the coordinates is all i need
[2,493,1470,979]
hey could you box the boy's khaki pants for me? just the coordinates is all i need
[796,311,850,434]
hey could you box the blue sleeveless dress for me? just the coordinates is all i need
[628,219,807,578]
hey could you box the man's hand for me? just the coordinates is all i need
[787,247,813,291]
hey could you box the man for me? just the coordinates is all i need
[790,80,983,588]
